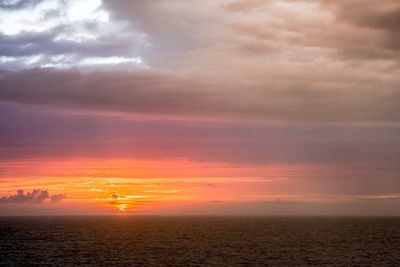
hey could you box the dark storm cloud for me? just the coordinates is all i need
[0,189,65,204]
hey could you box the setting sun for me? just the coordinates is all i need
[118,203,128,213]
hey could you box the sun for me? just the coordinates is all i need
[118,204,128,213]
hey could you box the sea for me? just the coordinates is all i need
[0,216,399,266]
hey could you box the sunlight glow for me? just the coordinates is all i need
[118,203,128,213]
[80,57,143,65]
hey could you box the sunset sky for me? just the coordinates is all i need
[0,0,399,216]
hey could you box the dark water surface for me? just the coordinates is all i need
[0,216,399,266]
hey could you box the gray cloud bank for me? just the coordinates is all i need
[0,189,65,204]
[0,67,399,122]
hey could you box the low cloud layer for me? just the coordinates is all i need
[1,102,400,169]
[0,189,65,204]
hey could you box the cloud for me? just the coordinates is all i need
[224,1,400,64]
[111,192,119,202]
[0,0,43,10]
[112,192,119,200]
[102,0,221,66]
[1,67,400,122]
[326,0,400,55]
[0,1,400,123]
[1,102,400,169]
[2,0,400,69]
[50,194,66,203]
[224,0,268,12]
[0,189,65,204]
[322,0,400,35]
[275,0,398,62]
[0,0,146,69]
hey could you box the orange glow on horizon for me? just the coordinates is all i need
[0,157,345,214]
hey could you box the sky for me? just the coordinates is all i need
[0,0,399,216]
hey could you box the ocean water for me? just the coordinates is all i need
[0,216,399,266]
